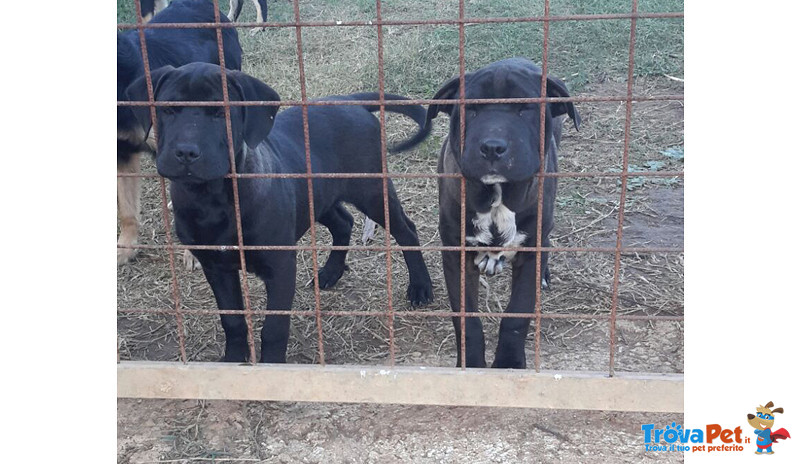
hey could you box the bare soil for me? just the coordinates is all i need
[118,399,683,463]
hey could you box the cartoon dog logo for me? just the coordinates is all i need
[747,401,791,454]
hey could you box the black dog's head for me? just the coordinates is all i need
[426,58,580,183]
[125,62,280,182]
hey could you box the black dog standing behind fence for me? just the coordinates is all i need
[125,63,434,363]
[427,58,580,369]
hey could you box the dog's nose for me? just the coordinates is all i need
[479,138,508,161]
[175,143,201,164]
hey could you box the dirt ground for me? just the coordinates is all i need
[118,399,684,463]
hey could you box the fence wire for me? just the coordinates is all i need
[118,0,684,378]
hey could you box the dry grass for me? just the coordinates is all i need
[117,0,684,374]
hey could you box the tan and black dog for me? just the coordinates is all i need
[747,401,790,454]
[117,0,242,265]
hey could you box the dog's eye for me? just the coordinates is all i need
[213,107,226,118]
[162,106,175,115]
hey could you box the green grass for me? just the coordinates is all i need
[117,0,136,22]
[118,0,683,95]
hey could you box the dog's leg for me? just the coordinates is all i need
[355,183,434,306]
[317,204,354,289]
[254,0,267,22]
[387,194,434,306]
[201,263,250,362]
[167,201,202,270]
[442,250,486,368]
[228,0,244,21]
[184,249,202,271]
[540,236,551,289]
[248,0,268,35]
[259,251,296,363]
[492,254,541,369]
[117,152,142,265]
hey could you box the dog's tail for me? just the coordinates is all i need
[344,93,431,153]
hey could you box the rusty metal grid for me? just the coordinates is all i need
[118,0,684,383]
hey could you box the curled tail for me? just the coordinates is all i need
[342,92,432,153]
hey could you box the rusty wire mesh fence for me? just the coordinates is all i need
[117,0,684,409]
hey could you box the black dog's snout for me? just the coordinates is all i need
[479,138,508,161]
[175,143,201,164]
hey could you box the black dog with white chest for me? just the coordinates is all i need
[426,58,580,368]
[126,63,434,363]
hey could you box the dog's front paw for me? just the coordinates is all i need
[221,347,249,363]
[249,27,266,36]
[183,250,202,271]
[221,352,248,363]
[475,253,507,276]
[491,353,527,369]
[457,356,488,368]
[117,247,138,266]
[541,265,551,290]
[317,264,347,289]
[259,352,287,363]
[407,281,434,307]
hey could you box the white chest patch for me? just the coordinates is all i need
[465,184,527,275]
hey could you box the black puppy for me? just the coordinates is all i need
[126,63,434,363]
[118,0,242,265]
[426,58,580,368]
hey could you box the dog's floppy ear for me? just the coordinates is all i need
[544,75,581,131]
[424,75,461,130]
[124,65,177,135]
[227,70,281,149]
[772,407,784,414]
